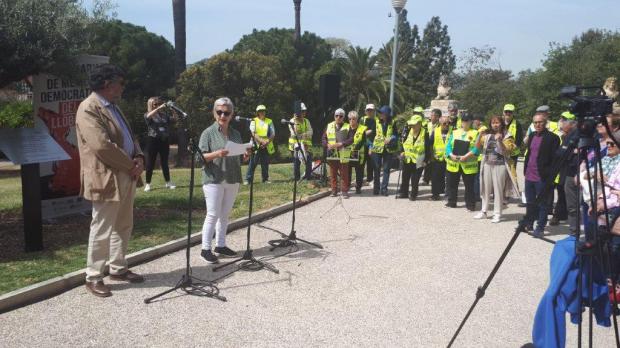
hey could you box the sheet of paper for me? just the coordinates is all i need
[224,141,251,156]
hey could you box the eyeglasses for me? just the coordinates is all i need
[216,110,231,117]
[607,142,617,148]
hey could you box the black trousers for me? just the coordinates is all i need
[348,159,364,191]
[399,162,423,197]
[292,150,313,180]
[246,148,270,182]
[447,168,476,210]
[553,183,568,220]
[423,163,432,183]
[145,136,170,183]
[366,149,374,181]
[431,161,446,197]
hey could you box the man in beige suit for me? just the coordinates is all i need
[76,64,145,297]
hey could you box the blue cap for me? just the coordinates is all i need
[378,105,392,116]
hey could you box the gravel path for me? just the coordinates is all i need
[1,170,616,347]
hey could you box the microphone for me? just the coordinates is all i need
[281,119,296,125]
[235,116,253,122]
[165,101,188,118]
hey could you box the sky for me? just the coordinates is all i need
[92,0,620,74]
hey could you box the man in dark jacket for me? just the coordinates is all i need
[523,113,561,237]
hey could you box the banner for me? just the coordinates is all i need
[32,55,109,219]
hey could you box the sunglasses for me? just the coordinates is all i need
[607,142,617,148]
[216,110,231,117]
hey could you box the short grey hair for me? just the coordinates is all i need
[334,108,345,116]
[347,110,358,119]
[213,97,234,113]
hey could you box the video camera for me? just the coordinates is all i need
[560,85,614,118]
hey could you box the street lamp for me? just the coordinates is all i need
[293,0,302,42]
[389,0,407,111]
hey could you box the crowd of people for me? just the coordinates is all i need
[76,63,620,296]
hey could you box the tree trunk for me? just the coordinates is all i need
[173,0,188,167]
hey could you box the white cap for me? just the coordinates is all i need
[300,102,307,111]
[365,103,375,110]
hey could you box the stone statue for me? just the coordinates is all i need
[435,75,451,100]
[603,76,619,101]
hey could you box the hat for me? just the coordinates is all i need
[413,106,424,113]
[408,115,423,126]
[256,104,267,112]
[503,104,515,112]
[300,102,307,111]
[378,105,392,116]
[561,111,576,120]
[460,113,472,122]
[334,108,345,116]
[365,103,375,110]
[536,105,550,113]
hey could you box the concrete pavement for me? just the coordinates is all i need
[0,171,616,347]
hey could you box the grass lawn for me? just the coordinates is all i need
[0,164,323,295]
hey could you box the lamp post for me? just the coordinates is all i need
[293,0,302,42]
[389,0,407,110]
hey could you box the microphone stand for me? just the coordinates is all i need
[145,114,225,304]
[213,118,279,274]
[268,120,323,251]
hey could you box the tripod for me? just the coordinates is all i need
[447,115,620,347]
[268,122,323,251]
[213,122,279,274]
[145,134,226,304]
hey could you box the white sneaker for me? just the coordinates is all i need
[491,215,501,223]
[144,183,151,192]
[473,211,487,219]
[165,182,176,189]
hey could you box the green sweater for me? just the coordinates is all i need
[198,123,243,185]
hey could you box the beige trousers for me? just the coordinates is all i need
[85,172,136,282]
[481,163,508,216]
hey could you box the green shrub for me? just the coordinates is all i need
[0,100,33,128]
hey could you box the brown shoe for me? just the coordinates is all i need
[109,270,145,283]
[85,280,112,297]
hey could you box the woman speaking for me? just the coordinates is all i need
[198,97,245,264]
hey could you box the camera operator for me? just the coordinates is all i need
[557,113,579,234]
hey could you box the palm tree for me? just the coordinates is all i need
[338,46,386,112]
[172,0,187,165]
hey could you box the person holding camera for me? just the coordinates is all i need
[474,115,519,223]
[143,97,176,192]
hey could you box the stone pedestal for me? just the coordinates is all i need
[424,99,457,118]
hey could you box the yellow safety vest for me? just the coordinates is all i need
[445,128,479,174]
[253,117,275,154]
[507,120,520,156]
[403,128,426,164]
[351,124,367,163]
[433,127,450,162]
[373,120,396,154]
[288,117,312,151]
[326,121,351,163]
